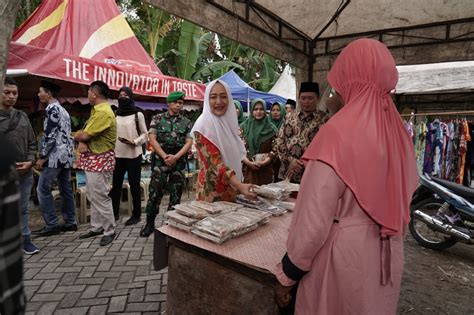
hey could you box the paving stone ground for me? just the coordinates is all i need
[23,193,191,315]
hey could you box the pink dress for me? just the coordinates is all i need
[275,161,404,314]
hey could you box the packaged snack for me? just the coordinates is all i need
[166,211,199,226]
[174,203,209,219]
[252,185,288,200]
[235,195,267,209]
[191,229,231,244]
[231,223,259,237]
[193,216,243,238]
[267,180,300,192]
[226,212,261,227]
[166,220,193,232]
[191,201,238,214]
[237,208,272,224]
[260,206,287,216]
[213,201,244,211]
[273,200,295,211]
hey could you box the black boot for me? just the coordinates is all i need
[140,215,155,237]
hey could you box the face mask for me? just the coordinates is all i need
[118,97,133,108]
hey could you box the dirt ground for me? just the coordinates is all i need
[27,194,473,314]
[399,235,474,314]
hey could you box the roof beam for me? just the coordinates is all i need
[146,0,311,71]
[313,18,474,57]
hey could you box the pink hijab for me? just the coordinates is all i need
[302,39,418,237]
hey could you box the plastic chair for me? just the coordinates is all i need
[75,186,90,224]
[141,178,150,202]
[121,182,133,216]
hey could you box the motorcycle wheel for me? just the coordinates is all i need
[409,198,458,251]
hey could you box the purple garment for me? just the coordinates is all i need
[423,123,437,175]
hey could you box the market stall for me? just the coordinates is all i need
[155,214,290,314]
[153,183,298,314]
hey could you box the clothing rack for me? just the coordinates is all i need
[400,110,474,117]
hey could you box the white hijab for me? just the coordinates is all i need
[192,80,246,180]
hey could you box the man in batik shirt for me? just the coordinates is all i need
[275,82,329,183]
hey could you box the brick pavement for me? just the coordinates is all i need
[23,193,190,314]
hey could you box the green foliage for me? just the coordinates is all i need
[176,20,202,80]
[15,0,43,28]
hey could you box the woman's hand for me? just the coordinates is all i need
[275,282,293,308]
[248,161,261,171]
[257,156,272,167]
[238,183,257,200]
[77,142,89,153]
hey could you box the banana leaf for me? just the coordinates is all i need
[177,20,202,80]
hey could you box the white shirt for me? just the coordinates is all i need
[114,112,148,159]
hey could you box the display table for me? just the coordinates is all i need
[154,213,292,314]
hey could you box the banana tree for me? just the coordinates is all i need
[121,2,175,62]
[174,20,202,80]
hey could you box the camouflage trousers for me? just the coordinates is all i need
[145,158,186,217]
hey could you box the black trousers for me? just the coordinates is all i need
[110,156,142,218]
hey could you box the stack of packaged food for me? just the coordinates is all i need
[235,181,299,216]
[191,208,271,244]
[165,201,246,233]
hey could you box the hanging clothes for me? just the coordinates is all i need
[444,122,455,180]
[457,121,471,184]
[423,122,436,175]
[414,122,428,176]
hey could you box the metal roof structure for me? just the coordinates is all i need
[148,0,474,84]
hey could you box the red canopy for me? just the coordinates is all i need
[8,0,205,101]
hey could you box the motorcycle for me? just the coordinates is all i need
[409,174,474,250]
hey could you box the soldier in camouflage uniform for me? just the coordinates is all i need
[140,91,193,237]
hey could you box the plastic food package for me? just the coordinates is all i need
[237,208,272,224]
[174,203,209,219]
[252,185,288,200]
[166,220,193,232]
[235,195,268,209]
[191,201,240,214]
[213,201,244,211]
[190,206,275,243]
[231,223,259,237]
[273,200,295,211]
[267,180,300,192]
[260,198,295,211]
[225,212,261,227]
[166,211,199,226]
[193,216,244,238]
[260,206,287,216]
[191,228,232,244]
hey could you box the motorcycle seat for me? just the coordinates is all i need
[431,177,474,201]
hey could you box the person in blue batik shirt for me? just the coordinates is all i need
[34,81,77,236]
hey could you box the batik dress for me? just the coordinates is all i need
[194,132,237,202]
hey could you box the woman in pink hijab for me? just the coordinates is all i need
[274,38,418,314]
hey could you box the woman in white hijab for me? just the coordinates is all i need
[192,80,256,202]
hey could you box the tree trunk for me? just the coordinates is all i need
[0,0,21,91]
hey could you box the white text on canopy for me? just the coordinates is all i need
[63,58,198,97]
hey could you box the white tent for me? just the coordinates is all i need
[396,61,474,94]
[268,64,296,101]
